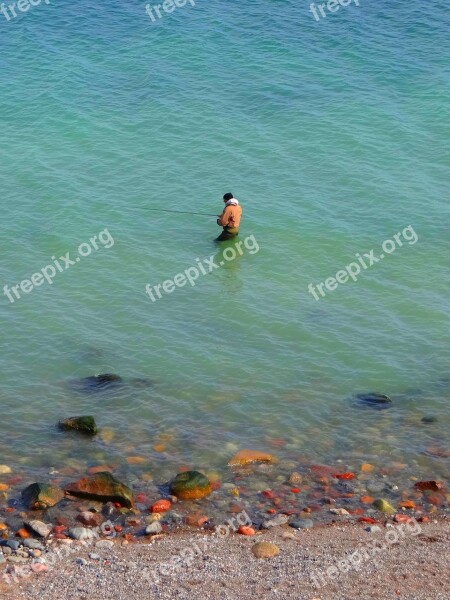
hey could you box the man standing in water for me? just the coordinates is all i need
[216,193,243,241]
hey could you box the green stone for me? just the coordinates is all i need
[170,471,212,500]
[22,483,65,510]
[59,416,98,435]
[372,498,395,514]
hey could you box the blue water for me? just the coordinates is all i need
[0,1,449,492]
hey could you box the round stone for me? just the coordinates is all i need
[251,542,280,559]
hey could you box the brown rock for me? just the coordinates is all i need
[65,472,133,508]
[184,514,209,527]
[228,450,276,467]
[414,481,444,492]
[251,541,280,559]
[288,472,302,485]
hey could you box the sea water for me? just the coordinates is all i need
[0,1,449,488]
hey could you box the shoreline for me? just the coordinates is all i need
[1,518,449,599]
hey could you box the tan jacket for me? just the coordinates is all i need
[218,204,242,228]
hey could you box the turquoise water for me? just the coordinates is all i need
[0,1,449,496]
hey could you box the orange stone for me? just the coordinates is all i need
[399,500,416,509]
[0,484,9,491]
[361,463,374,473]
[185,514,209,527]
[394,514,413,524]
[228,450,276,467]
[126,456,147,465]
[150,499,171,513]
[238,525,255,535]
[153,444,166,453]
[361,495,375,504]
[334,472,355,480]
[17,528,31,538]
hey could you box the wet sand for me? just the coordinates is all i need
[2,519,449,600]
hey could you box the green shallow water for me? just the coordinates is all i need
[0,0,449,508]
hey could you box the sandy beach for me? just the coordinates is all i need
[2,519,449,600]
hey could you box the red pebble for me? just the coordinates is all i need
[266,508,277,514]
[150,499,171,513]
[291,488,301,493]
[135,493,147,504]
[53,525,67,534]
[334,472,355,480]
[114,525,123,533]
[394,514,412,524]
[358,517,377,524]
[349,508,364,515]
[262,490,275,499]
[54,533,67,540]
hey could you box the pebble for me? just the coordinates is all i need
[5,540,21,551]
[30,563,48,573]
[288,472,302,484]
[373,498,396,515]
[76,557,88,565]
[261,514,289,529]
[290,519,314,530]
[145,522,163,535]
[89,552,101,560]
[0,465,12,475]
[367,482,386,494]
[95,540,114,549]
[2,546,12,555]
[23,539,44,550]
[77,511,103,527]
[329,508,350,516]
[68,527,98,541]
[365,525,382,533]
[25,520,51,538]
[251,541,280,559]
[7,556,28,563]
[0,553,5,564]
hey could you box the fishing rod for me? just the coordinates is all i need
[134,207,218,217]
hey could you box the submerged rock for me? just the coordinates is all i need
[59,416,98,436]
[355,392,393,409]
[145,522,163,535]
[262,514,289,529]
[68,527,98,541]
[69,374,123,393]
[22,483,65,510]
[421,416,438,424]
[170,471,212,501]
[0,465,12,475]
[25,520,51,538]
[228,450,276,467]
[65,472,134,508]
[372,498,395,514]
[414,480,444,492]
